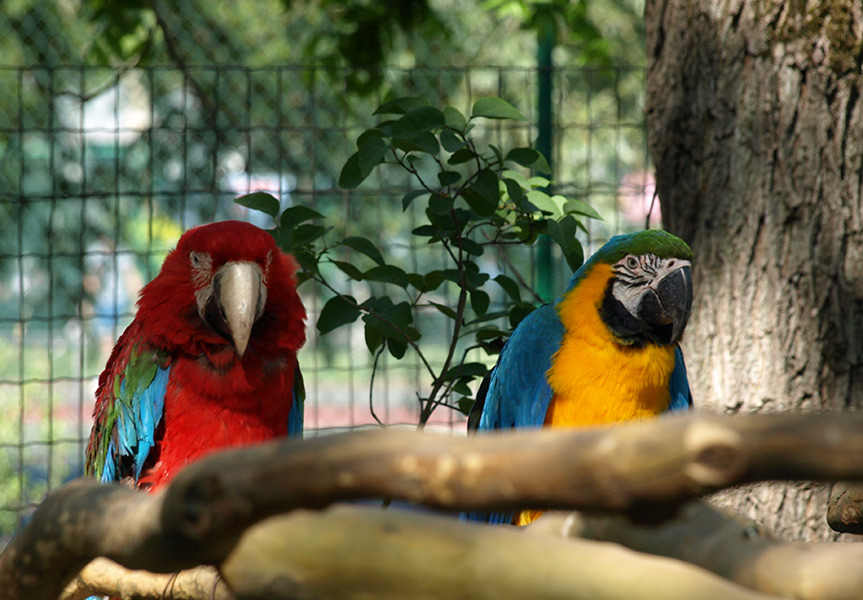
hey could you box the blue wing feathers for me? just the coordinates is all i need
[480,303,565,431]
[101,362,170,484]
[132,365,169,479]
[666,345,692,413]
[466,304,564,524]
[287,366,304,438]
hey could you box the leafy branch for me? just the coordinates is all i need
[235,95,600,426]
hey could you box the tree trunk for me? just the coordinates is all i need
[646,0,863,540]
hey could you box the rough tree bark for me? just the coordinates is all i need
[646,0,863,540]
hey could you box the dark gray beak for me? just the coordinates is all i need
[637,266,692,346]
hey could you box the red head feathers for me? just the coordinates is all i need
[137,220,306,368]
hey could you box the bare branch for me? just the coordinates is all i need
[220,505,778,600]
[827,481,863,534]
[5,412,863,599]
[60,560,233,600]
[531,500,863,600]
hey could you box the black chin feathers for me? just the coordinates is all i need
[599,283,674,347]
[600,285,648,347]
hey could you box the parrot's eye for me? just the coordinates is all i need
[626,256,639,270]
[190,252,201,268]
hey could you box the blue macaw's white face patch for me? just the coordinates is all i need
[610,253,691,317]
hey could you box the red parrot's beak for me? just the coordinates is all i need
[214,261,266,357]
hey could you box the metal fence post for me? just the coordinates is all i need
[535,16,556,303]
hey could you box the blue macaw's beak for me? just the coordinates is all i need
[637,265,692,346]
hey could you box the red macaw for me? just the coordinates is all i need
[85,220,306,492]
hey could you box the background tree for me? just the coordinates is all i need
[646,0,863,540]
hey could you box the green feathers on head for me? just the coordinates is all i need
[593,230,692,264]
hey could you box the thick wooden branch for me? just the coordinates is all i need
[530,501,863,600]
[218,505,779,600]
[4,412,863,600]
[827,482,863,534]
[60,560,234,600]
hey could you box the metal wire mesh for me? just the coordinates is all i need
[0,3,655,548]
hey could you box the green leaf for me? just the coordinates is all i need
[475,327,508,342]
[280,205,324,229]
[424,270,445,291]
[339,153,365,189]
[292,248,319,277]
[444,362,487,380]
[547,215,585,271]
[526,175,551,189]
[386,336,408,359]
[527,190,566,218]
[292,223,328,246]
[566,198,603,220]
[494,274,522,302]
[453,380,473,396]
[448,148,475,165]
[429,301,457,319]
[440,128,465,152]
[364,320,384,353]
[402,189,428,211]
[331,260,364,281]
[503,178,524,204]
[342,236,385,266]
[471,97,528,121]
[502,169,530,189]
[375,96,430,115]
[471,289,490,317]
[361,297,415,359]
[463,190,494,217]
[394,131,440,154]
[463,260,490,289]
[235,192,280,218]
[357,135,390,176]
[443,106,467,129]
[457,397,474,415]
[411,224,438,237]
[509,303,536,328]
[505,147,552,174]
[438,170,461,187]
[317,295,361,334]
[429,193,455,215]
[565,240,585,272]
[364,321,384,353]
[364,265,409,288]
[460,238,484,256]
[464,168,499,216]
[392,106,446,137]
[357,128,388,146]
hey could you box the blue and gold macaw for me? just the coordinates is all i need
[468,229,693,525]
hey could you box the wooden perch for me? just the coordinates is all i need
[219,505,779,600]
[4,412,863,600]
[530,501,863,600]
[61,560,234,600]
[827,482,863,533]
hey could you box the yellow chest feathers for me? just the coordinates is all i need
[544,263,676,428]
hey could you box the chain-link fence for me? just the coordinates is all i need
[0,3,655,548]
